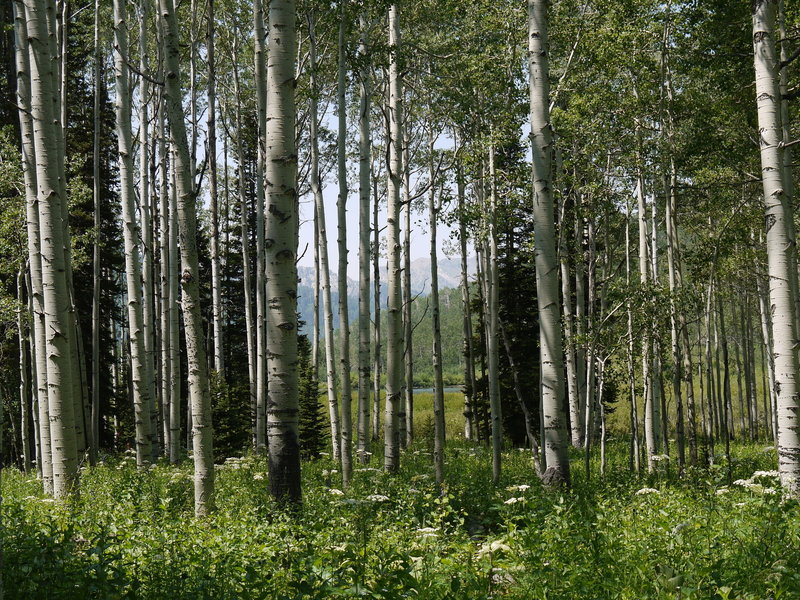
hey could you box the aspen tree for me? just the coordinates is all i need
[168,145,182,463]
[308,12,341,463]
[208,0,224,376]
[18,271,31,470]
[356,14,372,462]
[113,0,153,466]
[372,164,382,444]
[487,147,502,485]
[384,3,403,472]
[559,194,582,448]
[90,0,101,465]
[636,134,659,472]
[253,0,268,452]
[139,0,158,458]
[159,0,215,514]
[24,0,79,498]
[231,42,257,448]
[14,0,53,493]
[401,142,412,447]
[429,134,445,486]
[456,151,476,442]
[265,0,301,502]
[752,0,800,492]
[528,0,570,485]
[337,0,353,486]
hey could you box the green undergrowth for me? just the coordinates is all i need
[2,442,799,599]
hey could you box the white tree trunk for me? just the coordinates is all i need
[113,0,154,465]
[265,0,301,502]
[138,0,158,459]
[372,166,382,443]
[90,0,101,465]
[308,13,341,463]
[159,0,215,514]
[337,2,353,485]
[253,0,268,453]
[24,0,79,498]
[456,152,476,441]
[528,0,570,485]
[559,196,582,447]
[429,135,445,486]
[384,3,403,472]
[753,0,800,492]
[208,0,224,377]
[356,15,372,463]
[232,46,256,448]
[14,0,53,493]
[487,149,502,484]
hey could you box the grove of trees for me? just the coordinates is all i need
[2,0,800,594]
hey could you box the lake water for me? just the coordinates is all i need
[413,386,463,394]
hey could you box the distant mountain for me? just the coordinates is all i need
[296,256,472,334]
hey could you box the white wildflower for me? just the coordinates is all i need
[650,454,670,462]
[504,497,524,505]
[366,494,389,502]
[635,487,660,496]
[733,479,752,487]
[751,470,779,480]
[328,488,344,496]
[506,484,531,492]
[416,527,439,534]
[253,473,264,481]
[762,487,778,495]
[477,540,511,557]
[715,487,729,495]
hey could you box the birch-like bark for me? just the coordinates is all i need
[487,149,502,484]
[337,0,353,486]
[356,14,372,463]
[528,0,570,484]
[559,194,582,447]
[90,0,101,466]
[457,153,475,441]
[113,0,154,466]
[308,13,341,463]
[253,0,268,452]
[429,135,445,486]
[15,0,52,492]
[636,132,659,471]
[208,0,224,377]
[231,45,256,448]
[372,165,382,444]
[753,0,800,491]
[18,271,31,470]
[56,0,90,461]
[168,146,181,463]
[384,3,403,472]
[625,196,641,473]
[24,0,79,498]
[157,94,173,459]
[139,0,159,459]
[27,276,42,473]
[401,160,412,447]
[265,0,301,502]
[159,0,215,514]
[756,271,777,440]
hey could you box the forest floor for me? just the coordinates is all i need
[2,412,800,598]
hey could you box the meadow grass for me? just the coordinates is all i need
[3,434,799,599]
